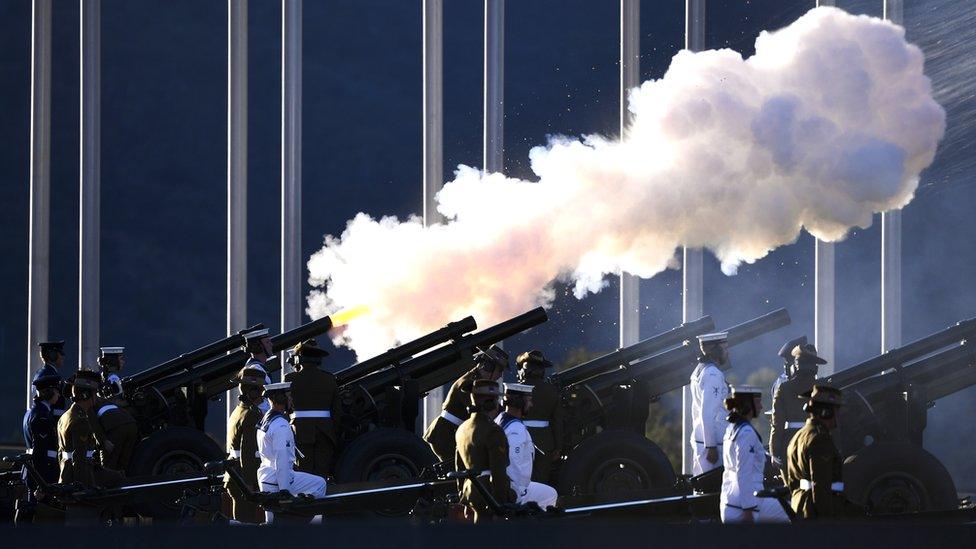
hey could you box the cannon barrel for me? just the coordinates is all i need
[350,307,548,396]
[335,316,478,386]
[122,323,265,390]
[552,316,715,387]
[149,315,334,397]
[826,317,976,389]
[576,308,791,396]
[846,342,976,409]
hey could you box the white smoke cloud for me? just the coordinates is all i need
[307,7,945,358]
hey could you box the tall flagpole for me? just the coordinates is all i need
[619,0,640,349]
[27,0,52,408]
[881,0,903,353]
[79,0,101,369]
[227,0,248,421]
[281,0,303,376]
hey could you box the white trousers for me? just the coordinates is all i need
[692,442,723,476]
[259,472,327,523]
[516,481,558,510]
[721,499,791,524]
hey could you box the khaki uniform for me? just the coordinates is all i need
[424,367,479,463]
[57,403,123,488]
[285,367,338,477]
[92,398,139,472]
[522,380,563,483]
[225,400,263,522]
[770,369,816,469]
[785,419,845,519]
[454,411,514,523]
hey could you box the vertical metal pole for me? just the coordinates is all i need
[281,0,302,377]
[681,0,705,476]
[619,0,640,349]
[79,0,101,369]
[815,0,836,374]
[227,0,248,420]
[881,0,903,353]
[27,0,52,409]
[421,0,445,427]
[483,0,504,175]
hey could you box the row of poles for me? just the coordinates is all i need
[26,0,905,472]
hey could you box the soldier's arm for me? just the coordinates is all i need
[769,384,785,460]
[701,372,724,448]
[86,410,112,464]
[806,433,843,517]
[488,430,514,504]
[229,414,244,456]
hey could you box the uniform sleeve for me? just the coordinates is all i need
[271,420,295,492]
[488,429,514,504]
[732,429,760,510]
[807,432,844,517]
[506,425,533,494]
[229,414,243,455]
[701,371,725,447]
[769,384,785,461]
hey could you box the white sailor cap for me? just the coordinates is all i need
[697,332,728,344]
[503,383,534,396]
[730,385,763,396]
[262,381,292,395]
[243,328,270,341]
[100,347,125,355]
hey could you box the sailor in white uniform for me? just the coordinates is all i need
[495,383,558,510]
[242,328,274,412]
[256,382,326,523]
[720,385,790,523]
[690,332,731,476]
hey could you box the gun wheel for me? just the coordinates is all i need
[844,441,957,514]
[559,429,676,498]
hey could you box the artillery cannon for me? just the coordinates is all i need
[101,316,334,517]
[818,318,976,514]
[329,308,548,492]
[554,309,791,497]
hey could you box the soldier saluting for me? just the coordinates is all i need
[690,332,730,475]
[455,379,514,523]
[98,346,125,398]
[284,339,337,478]
[770,343,827,472]
[34,341,68,417]
[785,385,847,520]
[515,350,563,484]
[424,345,509,464]
[771,336,807,401]
[225,366,267,523]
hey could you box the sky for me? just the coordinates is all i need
[1,0,974,487]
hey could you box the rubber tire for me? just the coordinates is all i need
[127,427,224,521]
[843,442,957,514]
[333,428,437,516]
[559,429,676,497]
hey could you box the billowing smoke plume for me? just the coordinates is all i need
[308,7,945,358]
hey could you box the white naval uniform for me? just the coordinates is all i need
[496,412,558,510]
[720,420,790,523]
[256,410,326,523]
[690,361,729,475]
[245,358,273,412]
